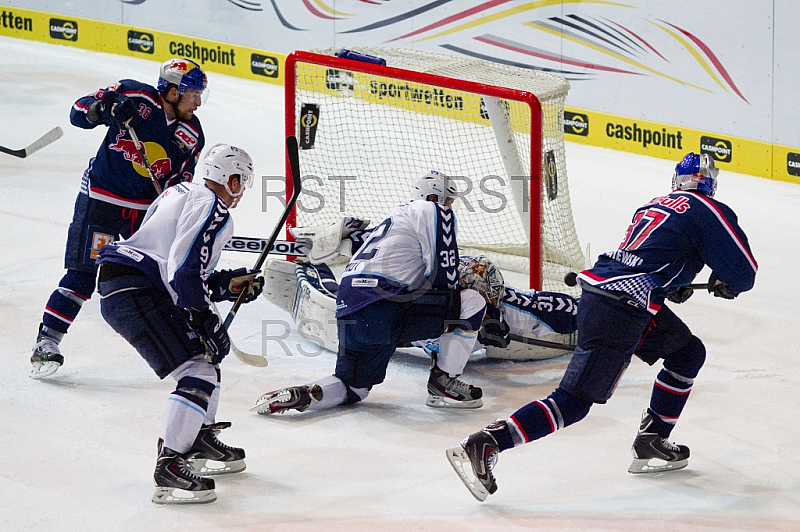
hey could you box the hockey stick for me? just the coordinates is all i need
[508,333,576,351]
[223,135,302,331]
[565,272,709,292]
[126,123,163,195]
[211,302,268,367]
[0,126,63,158]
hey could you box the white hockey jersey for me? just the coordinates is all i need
[336,199,459,317]
[97,182,233,309]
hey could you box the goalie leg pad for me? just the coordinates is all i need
[261,259,299,313]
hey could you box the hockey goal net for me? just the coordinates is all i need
[285,48,584,292]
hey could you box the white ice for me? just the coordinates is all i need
[1,37,798,531]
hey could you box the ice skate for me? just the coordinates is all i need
[426,365,483,409]
[185,422,246,476]
[628,410,690,474]
[250,384,323,415]
[30,324,64,379]
[446,419,506,501]
[152,444,216,504]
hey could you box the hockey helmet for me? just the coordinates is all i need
[157,58,208,103]
[459,255,505,307]
[202,143,254,198]
[410,170,457,205]
[672,152,719,197]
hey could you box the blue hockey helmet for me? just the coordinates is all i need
[157,58,208,102]
[672,152,719,197]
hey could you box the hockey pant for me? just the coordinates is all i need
[42,191,144,338]
[98,264,207,379]
[499,291,706,450]
[330,289,486,406]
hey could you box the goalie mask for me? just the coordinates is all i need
[202,143,254,198]
[459,255,505,307]
[410,170,457,206]
[672,152,719,197]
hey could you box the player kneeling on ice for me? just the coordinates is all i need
[97,144,262,504]
[446,153,757,502]
[252,171,487,414]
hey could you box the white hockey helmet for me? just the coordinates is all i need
[459,255,505,307]
[202,143,254,198]
[410,170,457,205]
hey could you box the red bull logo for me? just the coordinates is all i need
[109,131,171,179]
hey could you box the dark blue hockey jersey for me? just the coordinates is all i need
[71,79,204,209]
[577,190,757,314]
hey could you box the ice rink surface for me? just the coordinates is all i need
[1,37,798,531]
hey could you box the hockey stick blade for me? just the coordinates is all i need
[211,303,267,367]
[223,136,303,329]
[0,126,63,158]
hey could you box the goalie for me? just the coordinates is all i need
[263,222,578,361]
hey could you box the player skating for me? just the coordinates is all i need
[31,58,208,378]
[446,153,757,501]
[252,171,488,414]
[97,144,262,504]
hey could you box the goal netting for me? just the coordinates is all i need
[285,47,584,293]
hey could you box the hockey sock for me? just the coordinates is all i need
[436,329,478,375]
[204,367,222,424]
[648,369,693,438]
[506,387,592,448]
[41,270,94,336]
[648,335,705,437]
[164,360,218,453]
[305,375,349,409]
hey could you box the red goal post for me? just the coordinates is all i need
[284,48,584,292]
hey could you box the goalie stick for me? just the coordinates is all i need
[222,136,303,334]
[0,126,63,158]
[507,333,576,351]
[224,236,308,256]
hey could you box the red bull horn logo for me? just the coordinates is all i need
[109,131,171,179]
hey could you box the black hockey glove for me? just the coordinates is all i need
[478,303,511,348]
[207,267,264,304]
[707,272,737,300]
[189,307,230,364]
[667,286,694,304]
[92,90,137,128]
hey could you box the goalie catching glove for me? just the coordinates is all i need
[289,216,370,264]
[188,307,230,364]
[207,267,264,304]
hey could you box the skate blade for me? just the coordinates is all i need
[29,361,61,379]
[628,457,688,474]
[190,458,246,476]
[151,486,216,504]
[249,390,291,414]
[446,447,490,502]
[426,395,483,409]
